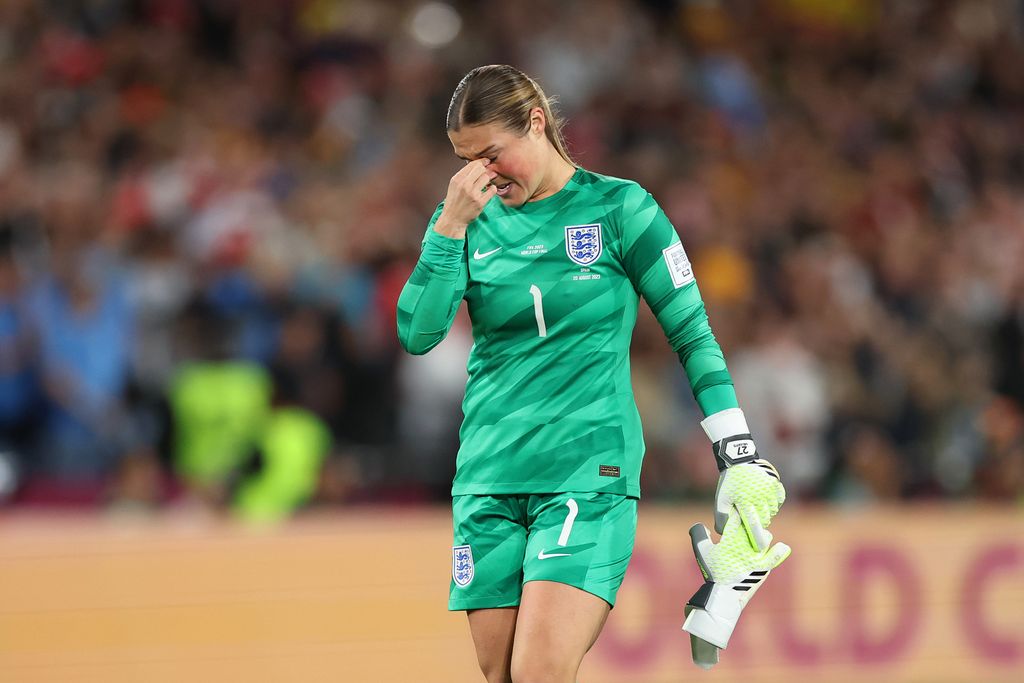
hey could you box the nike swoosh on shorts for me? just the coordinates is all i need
[537,550,572,560]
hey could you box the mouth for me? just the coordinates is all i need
[495,181,513,197]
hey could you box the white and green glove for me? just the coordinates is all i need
[682,511,792,668]
[702,408,786,551]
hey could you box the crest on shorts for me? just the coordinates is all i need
[452,544,475,587]
[565,224,603,266]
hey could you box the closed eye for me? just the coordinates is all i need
[457,147,499,163]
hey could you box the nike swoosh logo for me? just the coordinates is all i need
[537,550,571,560]
[473,247,501,260]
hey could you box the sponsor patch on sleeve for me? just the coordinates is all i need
[662,243,695,288]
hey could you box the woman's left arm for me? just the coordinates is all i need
[619,183,786,545]
[617,183,738,416]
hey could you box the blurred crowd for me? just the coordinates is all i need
[0,0,1022,516]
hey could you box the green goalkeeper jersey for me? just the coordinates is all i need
[397,167,738,498]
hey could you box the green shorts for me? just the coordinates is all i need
[449,492,638,611]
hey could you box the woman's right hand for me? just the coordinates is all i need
[433,159,498,239]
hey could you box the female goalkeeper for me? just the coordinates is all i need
[397,64,785,683]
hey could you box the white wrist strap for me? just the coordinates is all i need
[700,408,750,443]
[682,582,747,649]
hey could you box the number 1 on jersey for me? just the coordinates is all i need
[529,284,547,337]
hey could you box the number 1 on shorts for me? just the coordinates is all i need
[557,498,578,547]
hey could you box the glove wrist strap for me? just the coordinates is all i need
[701,408,758,471]
[712,434,758,471]
[683,582,746,649]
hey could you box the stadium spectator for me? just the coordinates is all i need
[0,223,38,492]
[26,184,135,485]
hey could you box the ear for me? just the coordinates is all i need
[528,107,546,139]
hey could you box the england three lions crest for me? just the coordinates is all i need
[565,224,603,266]
[452,545,474,587]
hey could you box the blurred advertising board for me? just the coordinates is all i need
[594,506,1023,683]
[0,506,1020,682]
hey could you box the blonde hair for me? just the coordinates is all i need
[446,65,574,165]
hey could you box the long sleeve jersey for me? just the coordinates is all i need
[397,167,738,498]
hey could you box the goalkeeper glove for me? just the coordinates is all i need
[682,512,791,667]
[702,408,786,551]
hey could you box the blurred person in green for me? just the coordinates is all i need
[169,301,330,520]
[232,405,331,522]
[169,301,271,494]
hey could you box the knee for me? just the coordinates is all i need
[483,670,512,683]
[478,657,512,683]
[510,653,575,683]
